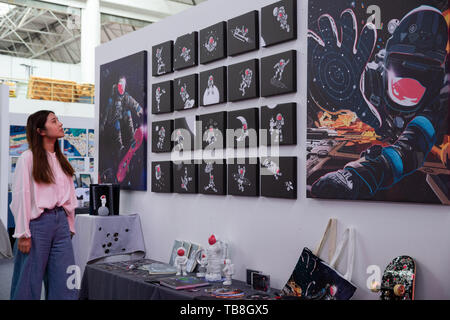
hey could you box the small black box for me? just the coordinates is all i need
[89,184,120,216]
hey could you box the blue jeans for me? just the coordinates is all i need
[10,207,79,300]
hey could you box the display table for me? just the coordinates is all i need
[72,214,146,277]
[79,259,278,300]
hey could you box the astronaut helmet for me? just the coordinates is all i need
[208,75,214,88]
[383,5,447,114]
[117,76,126,95]
[177,247,185,256]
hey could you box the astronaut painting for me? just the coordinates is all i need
[199,159,227,195]
[152,80,173,114]
[99,51,148,191]
[200,22,227,64]
[227,158,260,197]
[152,41,173,77]
[197,111,227,151]
[227,10,259,56]
[228,59,260,102]
[261,50,297,97]
[173,162,198,194]
[152,119,173,153]
[227,108,259,149]
[261,0,297,47]
[306,0,449,205]
[174,74,198,111]
[200,66,227,107]
[174,32,198,70]
[261,156,297,199]
[151,161,172,193]
[260,103,297,146]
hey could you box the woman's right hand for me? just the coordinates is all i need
[18,237,32,254]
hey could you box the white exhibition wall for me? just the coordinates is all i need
[95,0,450,299]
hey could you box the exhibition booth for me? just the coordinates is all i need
[1,0,449,301]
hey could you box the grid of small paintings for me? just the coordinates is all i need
[149,0,298,199]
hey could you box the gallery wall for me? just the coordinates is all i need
[95,0,450,299]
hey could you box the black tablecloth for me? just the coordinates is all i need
[79,259,278,300]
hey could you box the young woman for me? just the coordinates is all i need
[9,110,79,300]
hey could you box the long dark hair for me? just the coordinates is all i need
[26,110,74,184]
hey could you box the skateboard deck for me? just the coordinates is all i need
[375,255,416,300]
[116,126,144,183]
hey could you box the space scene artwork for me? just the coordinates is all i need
[307,0,449,205]
[99,51,147,191]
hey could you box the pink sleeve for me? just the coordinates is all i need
[65,176,78,234]
[10,152,32,238]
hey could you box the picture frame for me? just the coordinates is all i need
[260,50,297,97]
[152,40,173,76]
[172,161,198,194]
[200,21,227,64]
[197,111,227,151]
[174,74,199,111]
[152,80,173,114]
[174,31,198,70]
[227,59,259,102]
[260,156,297,199]
[200,66,227,107]
[227,107,259,149]
[151,161,173,193]
[199,159,227,195]
[152,119,174,153]
[227,158,260,197]
[227,10,259,56]
[261,0,297,47]
[99,50,148,191]
[260,103,297,146]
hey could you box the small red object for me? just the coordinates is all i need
[209,234,217,245]
[177,248,185,256]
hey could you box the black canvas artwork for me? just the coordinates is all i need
[228,59,259,102]
[152,41,173,76]
[228,158,260,197]
[152,119,173,153]
[199,159,227,195]
[174,32,198,70]
[99,51,147,191]
[260,103,297,146]
[174,74,198,111]
[227,108,259,149]
[260,156,297,199]
[200,66,227,107]
[173,161,198,194]
[151,161,172,193]
[152,80,173,114]
[173,116,197,152]
[200,21,227,64]
[197,111,227,151]
[261,50,297,97]
[261,0,297,47]
[227,10,259,56]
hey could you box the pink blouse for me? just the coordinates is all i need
[10,149,78,238]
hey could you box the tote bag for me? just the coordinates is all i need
[281,219,357,300]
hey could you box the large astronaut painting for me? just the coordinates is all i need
[307,0,449,205]
[99,51,147,191]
